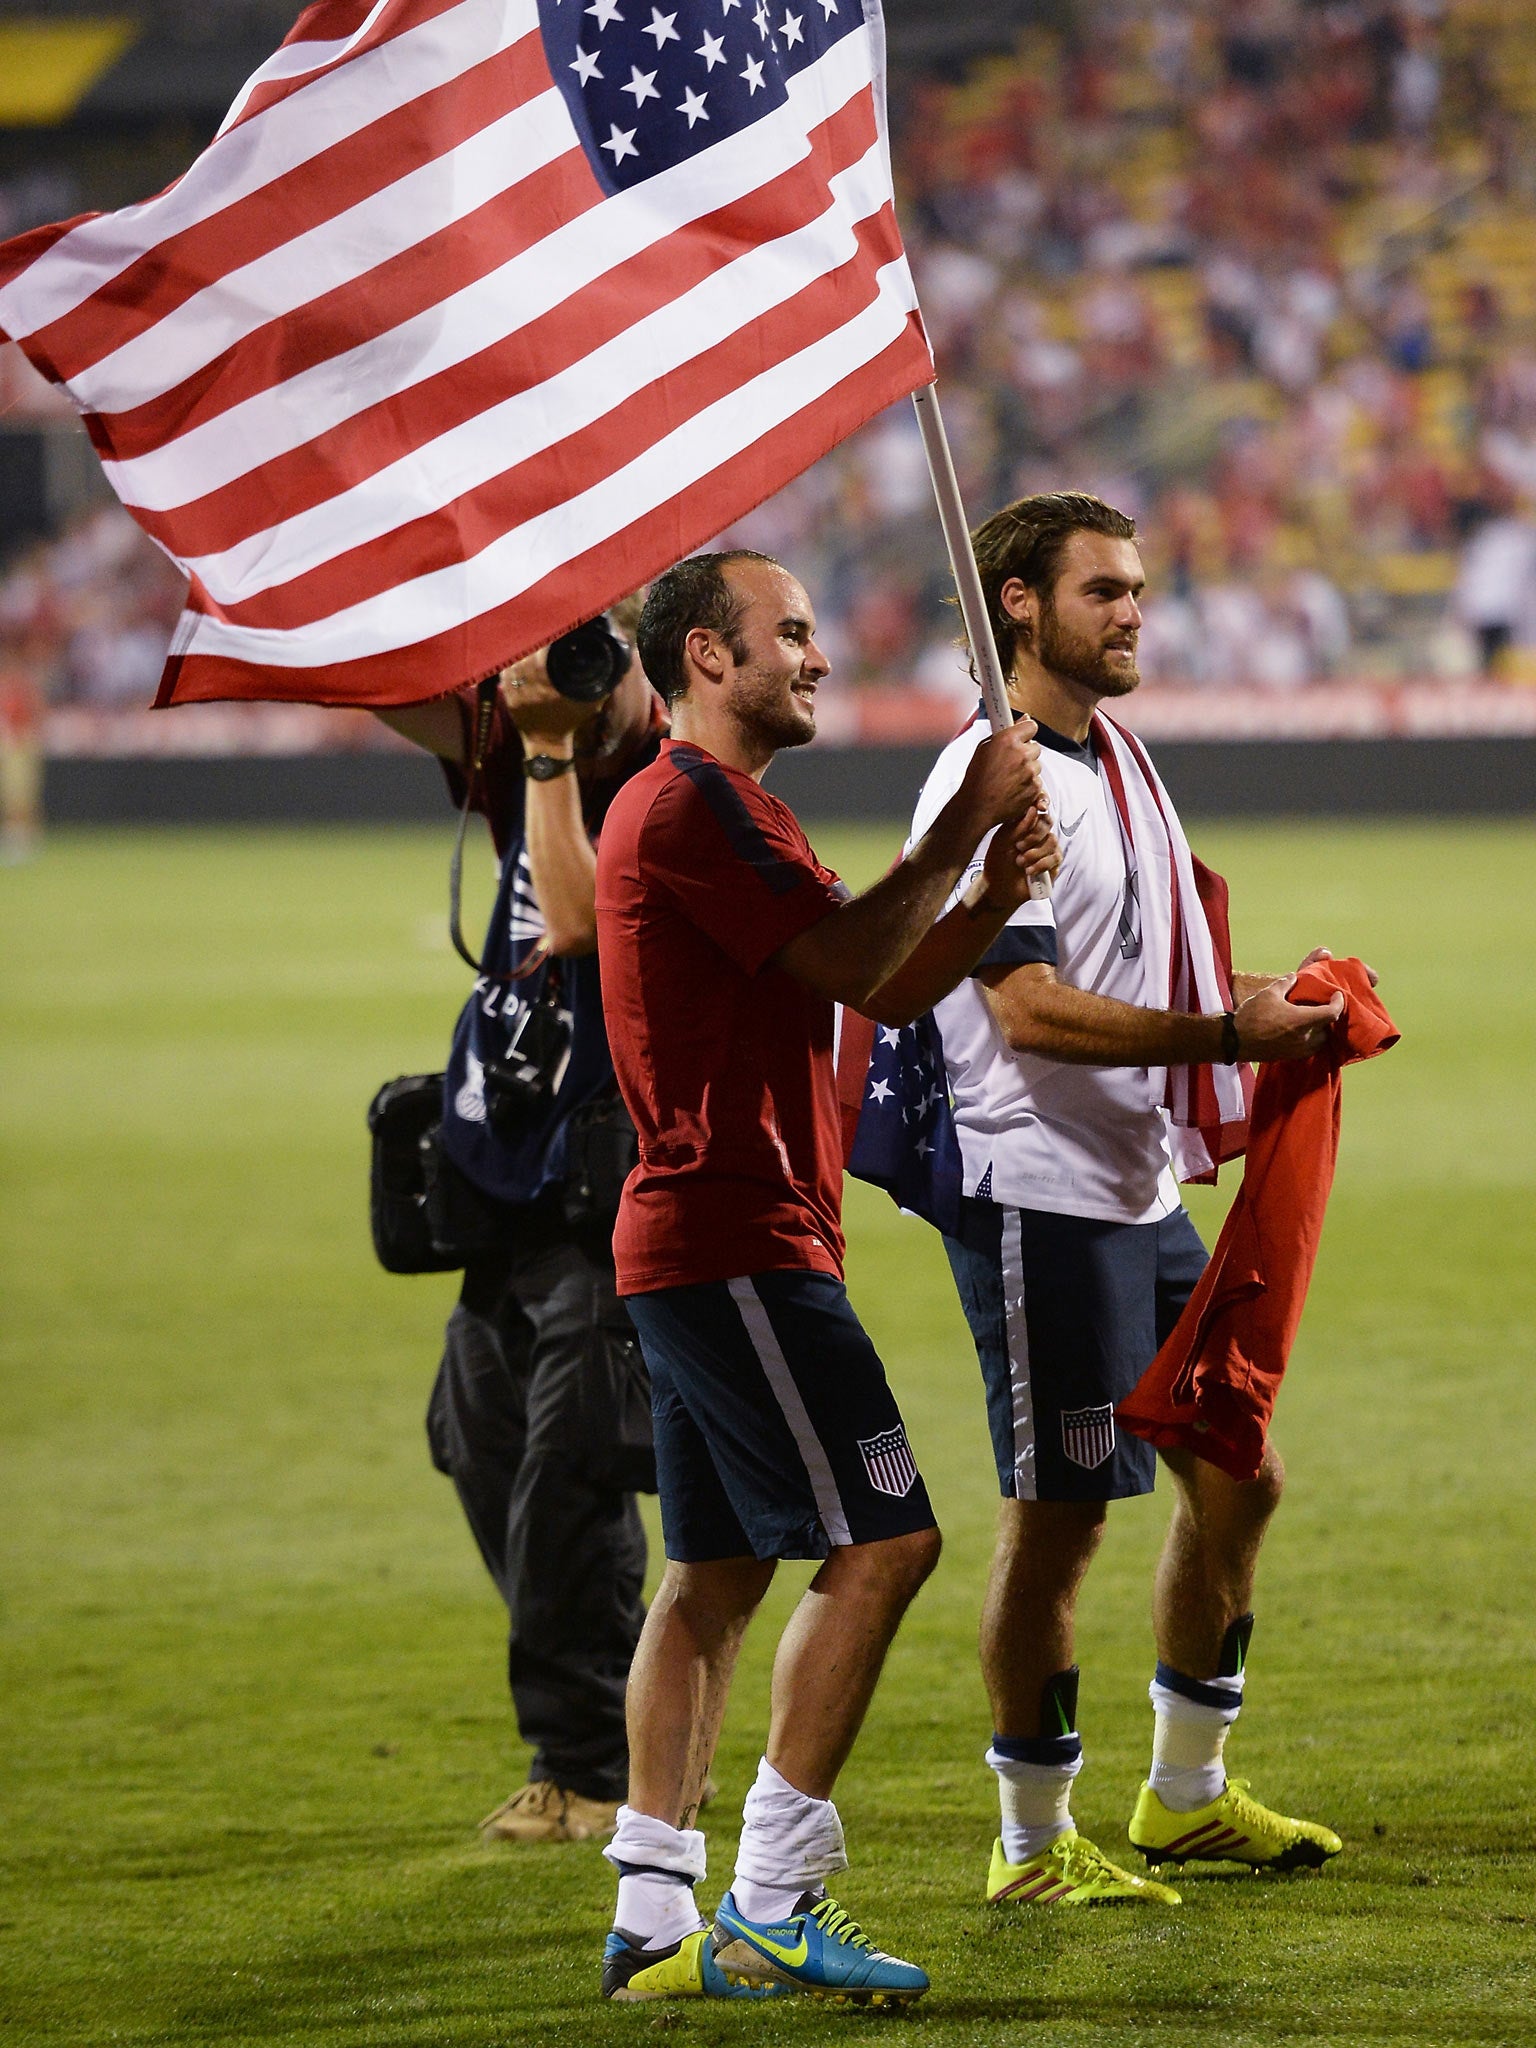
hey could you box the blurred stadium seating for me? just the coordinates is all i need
[4,0,1536,758]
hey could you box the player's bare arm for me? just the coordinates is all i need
[980,960,1343,1066]
[774,723,1055,1011]
[860,806,1061,1026]
[1234,948,1381,1004]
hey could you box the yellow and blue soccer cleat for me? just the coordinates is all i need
[987,1829,1182,1905]
[1129,1778,1343,1871]
[602,1926,787,2001]
[711,1889,929,2006]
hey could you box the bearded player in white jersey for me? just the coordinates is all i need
[909,492,1347,1906]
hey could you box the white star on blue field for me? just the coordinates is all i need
[539,0,862,194]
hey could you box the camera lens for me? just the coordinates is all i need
[545,616,631,701]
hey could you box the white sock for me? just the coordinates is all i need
[1147,1672,1244,1813]
[604,1806,707,1950]
[987,1745,1083,1865]
[731,1757,848,1923]
[614,1871,705,1950]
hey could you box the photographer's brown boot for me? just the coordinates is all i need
[478,1773,719,1844]
[480,1780,620,1845]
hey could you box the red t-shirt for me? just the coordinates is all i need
[596,739,849,1295]
[1118,957,1400,1481]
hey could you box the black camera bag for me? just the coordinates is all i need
[368,1075,515,1273]
[367,1074,461,1273]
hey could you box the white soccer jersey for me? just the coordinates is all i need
[908,712,1181,1226]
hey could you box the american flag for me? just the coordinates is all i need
[0,0,932,709]
[836,1006,963,1235]
[1093,713,1251,1181]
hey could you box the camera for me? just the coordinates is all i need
[482,985,573,1138]
[545,614,631,702]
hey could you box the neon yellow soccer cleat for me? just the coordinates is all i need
[602,1927,787,2001]
[1129,1778,1343,1872]
[987,1829,1182,1905]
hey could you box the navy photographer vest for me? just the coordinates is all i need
[437,756,643,1205]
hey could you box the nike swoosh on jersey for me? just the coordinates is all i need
[1059,811,1087,838]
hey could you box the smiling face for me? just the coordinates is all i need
[1005,529,1146,702]
[716,558,830,753]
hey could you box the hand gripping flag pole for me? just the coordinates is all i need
[910,380,1051,901]
[837,376,1053,1231]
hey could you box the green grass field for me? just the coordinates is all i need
[3,820,1534,2048]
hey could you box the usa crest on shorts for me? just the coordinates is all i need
[858,1427,919,1499]
[1060,1403,1117,1470]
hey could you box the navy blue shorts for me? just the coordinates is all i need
[943,1201,1208,1503]
[625,1271,937,1563]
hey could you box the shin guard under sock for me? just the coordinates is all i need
[605,1808,707,1950]
[1148,1614,1252,1813]
[989,1667,1084,1864]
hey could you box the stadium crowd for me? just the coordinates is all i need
[722,0,1536,700]
[4,0,1536,721]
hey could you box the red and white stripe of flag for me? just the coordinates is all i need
[0,0,933,708]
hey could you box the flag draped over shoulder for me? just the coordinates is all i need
[0,0,933,708]
[1092,711,1252,1183]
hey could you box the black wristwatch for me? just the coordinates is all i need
[523,753,576,781]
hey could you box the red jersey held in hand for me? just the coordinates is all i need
[1117,957,1399,1481]
[595,739,849,1296]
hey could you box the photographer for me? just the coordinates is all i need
[376,594,662,1845]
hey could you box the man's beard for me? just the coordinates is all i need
[1037,603,1141,699]
[730,665,817,750]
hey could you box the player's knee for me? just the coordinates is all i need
[659,1555,776,1638]
[1000,1496,1107,1575]
[904,1520,944,1584]
[1239,1443,1285,1525]
[1166,1443,1283,1536]
[877,1521,943,1601]
[829,1522,941,1605]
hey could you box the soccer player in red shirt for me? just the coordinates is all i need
[593,551,1058,2004]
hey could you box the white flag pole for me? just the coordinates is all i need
[911,379,1051,900]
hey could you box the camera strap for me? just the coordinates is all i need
[447,676,498,975]
[447,675,550,985]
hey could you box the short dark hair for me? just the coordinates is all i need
[969,492,1137,675]
[636,550,779,705]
